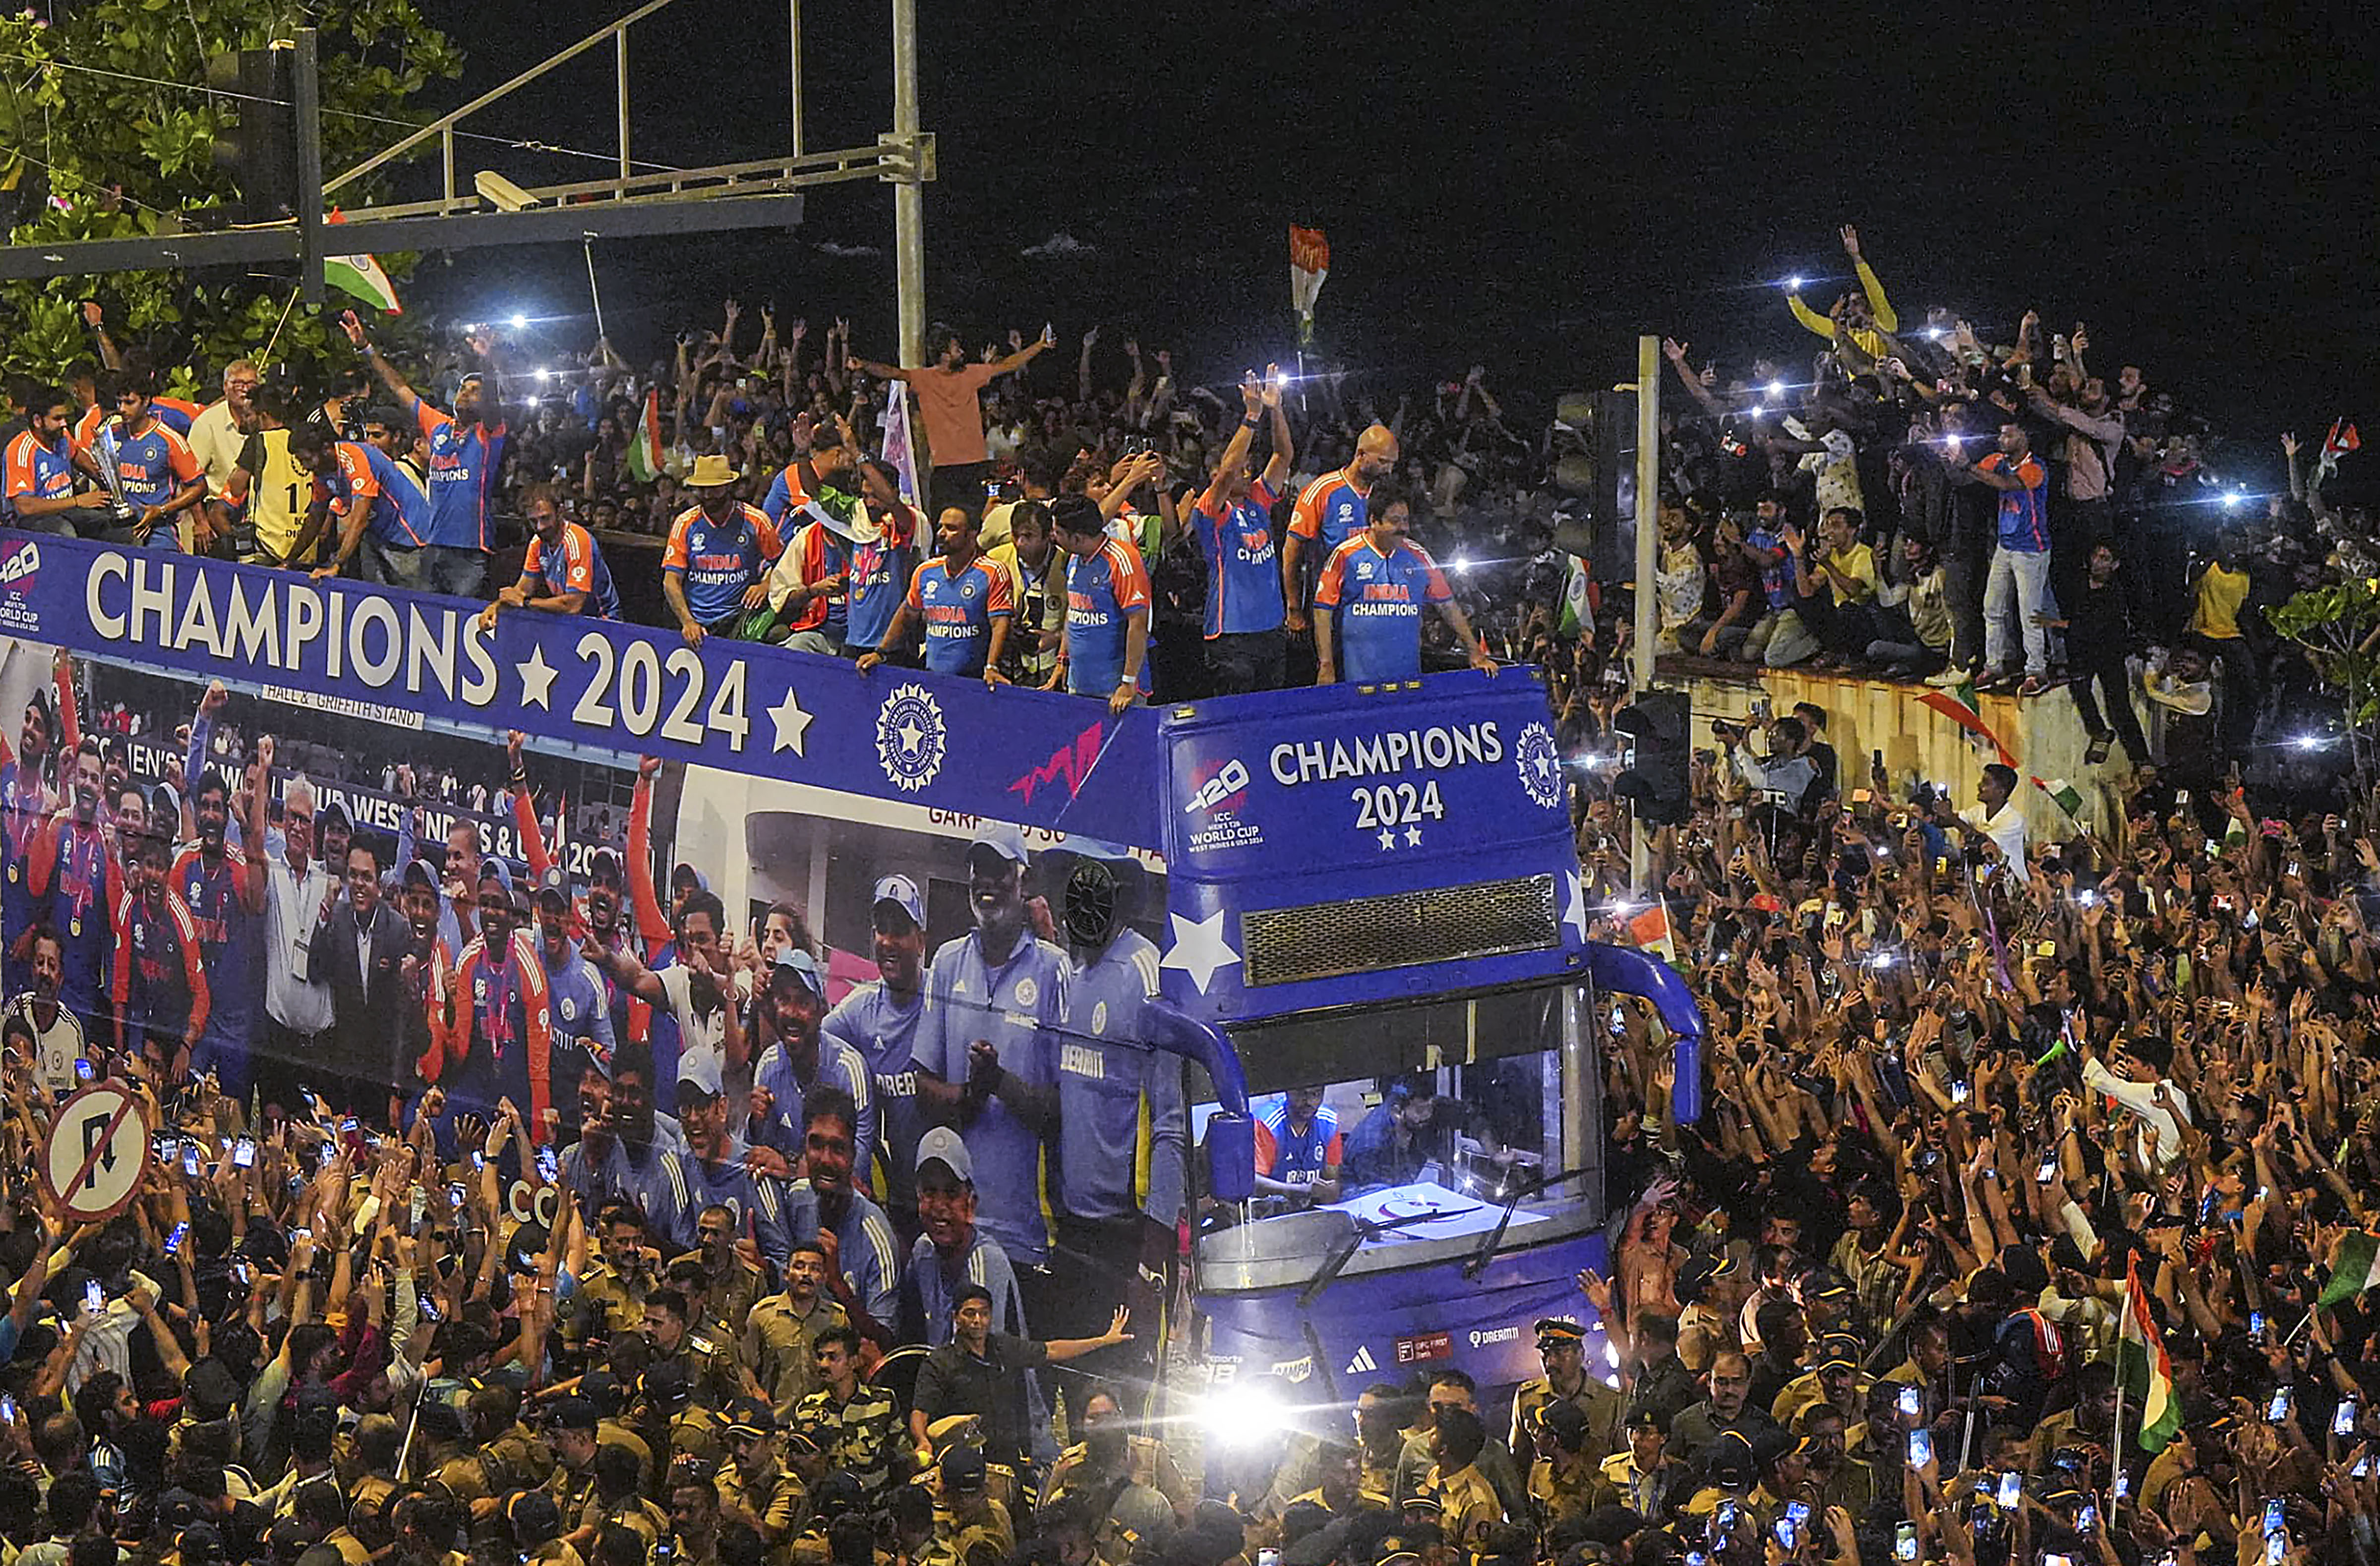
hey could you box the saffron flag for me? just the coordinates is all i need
[626,389,665,484]
[1626,902,1676,964]
[2320,1229,2380,1308]
[324,211,402,314]
[1918,678,2016,767]
[2320,418,2362,478]
[2116,1257,2183,1452]
[1290,226,1329,342]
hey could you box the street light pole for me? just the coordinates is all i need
[890,0,925,370]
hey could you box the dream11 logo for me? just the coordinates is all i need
[1008,720,1105,808]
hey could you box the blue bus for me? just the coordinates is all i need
[9,530,1704,1429]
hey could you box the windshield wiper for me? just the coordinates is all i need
[1461,1165,1595,1280]
[1297,1204,1480,1308]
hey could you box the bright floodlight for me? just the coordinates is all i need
[1451,553,1473,574]
[1606,898,1638,918]
[1767,380,1785,400]
[510,313,530,331]
[1867,949,1897,969]
[2295,734,2327,751]
[535,367,551,383]
[1786,275,1804,291]
[1197,1380,1283,1446]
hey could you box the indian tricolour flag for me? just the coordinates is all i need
[323,211,401,314]
[2033,776,2085,819]
[1557,555,1593,639]
[2116,1256,2182,1451]
[2320,1229,2380,1308]
[626,389,665,484]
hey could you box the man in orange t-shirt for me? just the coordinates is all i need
[849,325,1054,518]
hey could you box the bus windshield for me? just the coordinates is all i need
[1192,981,1604,1294]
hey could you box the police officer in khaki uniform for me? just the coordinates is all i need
[1420,1408,1503,1551]
[644,1287,748,1409]
[543,1397,605,1552]
[1507,1318,1625,1465]
[470,1384,557,1504]
[646,1360,730,1471]
[1043,1388,1192,1522]
[672,1203,769,1341]
[744,1243,848,1418]
[930,1447,1013,1566]
[714,1398,806,1558]
[565,1202,658,1350]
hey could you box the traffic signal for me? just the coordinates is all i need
[208,44,298,225]
[1613,689,1690,826]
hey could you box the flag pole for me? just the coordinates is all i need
[584,239,607,343]
[2108,1265,2131,1514]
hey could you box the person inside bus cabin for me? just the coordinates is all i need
[1252,1085,1344,1205]
[1340,1073,1451,1194]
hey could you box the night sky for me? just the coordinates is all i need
[406,0,2378,476]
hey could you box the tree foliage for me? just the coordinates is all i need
[0,0,460,395]
[2266,574,2380,810]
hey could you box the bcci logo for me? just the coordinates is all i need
[1514,722,1564,811]
[875,683,947,794]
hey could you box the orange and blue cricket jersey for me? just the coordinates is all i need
[326,441,431,549]
[1977,452,2051,553]
[1290,468,1372,592]
[906,553,1011,676]
[2,429,76,518]
[664,503,784,628]
[1063,536,1152,696]
[415,402,508,552]
[1314,535,1452,684]
[1192,481,1285,638]
[522,522,621,620]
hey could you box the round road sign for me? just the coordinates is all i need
[40,1083,153,1223]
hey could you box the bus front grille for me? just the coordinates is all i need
[1240,873,1559,987]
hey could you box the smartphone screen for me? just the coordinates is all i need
[1894,1523,1918,1562]
[82,1279,103,1314]
[2262,1499,2285,1535]
[181,1145,201,1178]
[2035,1150,2058,1183]
[165,1221,187,1257]
[1996,1471,2022,1509]
[1907,1428,1932,1469]
[2334,1400,2358,1437]
[2269,1388,2293,1422]
[74,1057,93,1082]
[233,1137,256,1169]
[1897,1385,1921,1419]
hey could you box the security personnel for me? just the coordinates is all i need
[1283,1440,1390,1522]
[915,1416,1019,1520]
[784,1472,867,1566]
[470,1383,557,1504]
[930,1448,1013,1566]
[714,1398,806,1555]
[1769,1334,1871,1429]
[673,1203,769,1342]
[1419,1408,1502,1550]
[419,1401,489,1506]
[789,1326,905,1501]
[743,1243,848,1418]
[645,1360,730,1470]
[563,1201,656,1351]
[1523,1401,1603,1535]
[1593,1408,1684,1525]
[544,1397,605,1546]
[581,1368,658,1489]
[1508,1318,1625,1464]
[1043,1388,1192,1522]
[644,1287,746,1409]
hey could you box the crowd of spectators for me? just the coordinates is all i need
[0,232,2379,1566]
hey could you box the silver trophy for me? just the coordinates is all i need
[92,420,141,533]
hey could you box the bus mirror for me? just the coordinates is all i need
[1206,1111,1255,1204]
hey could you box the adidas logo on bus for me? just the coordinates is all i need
[1344,1345,1378,1374]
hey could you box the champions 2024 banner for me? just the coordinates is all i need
[0,532,1162,847]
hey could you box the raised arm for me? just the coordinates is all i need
[340,313,422,413]
[1260,373,1293,492]
[845,354,913,384]
[626,757,673,949]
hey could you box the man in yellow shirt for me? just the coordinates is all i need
[1786,226,1897,359]
[1786,507,1880,666]
[1419,1408,1502,1551]
[2184,535,2258,753]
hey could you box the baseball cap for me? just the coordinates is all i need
[966,821,1029,867]
[401,859,438,893]
[317,801,351,831]
[723,1397,776,1439]
[1623,1405,1669,1435]
[669,862,709,893]
[676,1050,724,1102]
[536,865,571,906]
[587,846,624,886]
[1815,1335,1863,1374]
[872,873,925,929]
[547,1396,598,1432]
[916,1125,974,1184]
[939,1445,987,1494]
[1530,1399,1590,1448]
[476,858,514,894]
[770,945,826,997]
[1674,1251,1740,1303]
